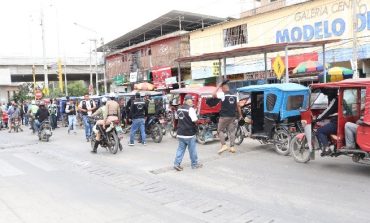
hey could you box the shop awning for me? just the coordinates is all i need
[175,39,341,63]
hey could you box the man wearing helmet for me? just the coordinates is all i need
[91,97,108,147]
[34,101,49,133]
[105,92,120,126]
[28,100,39,132]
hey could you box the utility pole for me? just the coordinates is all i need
[89,41,93,94]
[94,39,99,96]
[352,0,359,78]
[41,8,49,95]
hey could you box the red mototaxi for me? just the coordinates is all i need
[170,86,222,143]
[291,78,370,163]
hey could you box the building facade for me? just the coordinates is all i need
[188,0,370,87]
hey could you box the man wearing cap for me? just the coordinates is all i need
[78,94,96,142]
[173,94,202,171]
[212,80,242,154]
[129,92,148,146]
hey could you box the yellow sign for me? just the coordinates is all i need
[57,59,64,92]
[273,55,285,79]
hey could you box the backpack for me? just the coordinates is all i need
[147,100,156,115]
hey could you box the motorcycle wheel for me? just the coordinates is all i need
[151,123,163,143]
[90,133,99,151]
[290,135,311,163]
[196,126,207,145]
[170,127,177,138]
[108,132,119,154]
[46,135,50,142]
[234,126,244,145]
[273,129,291,156]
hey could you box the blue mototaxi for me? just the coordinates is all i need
[237,83,309,155]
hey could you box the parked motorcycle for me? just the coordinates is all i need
[138,115,163,143]
[234,104,252,145]
[38,120,52,142]
[90,118,123,154]
[9,118,23,133]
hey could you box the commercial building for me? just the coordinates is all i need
[185,0,370,89]
[99,10,225,92]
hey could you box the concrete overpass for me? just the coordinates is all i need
[0,57,103,82]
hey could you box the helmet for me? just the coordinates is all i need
[109,92,116,98]
[101,97,108,103]
[31,100,36,105]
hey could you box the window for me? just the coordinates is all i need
[286,95,305,111]
[343,89,358,116]
[266,93,277,111]
[223,24,248,47]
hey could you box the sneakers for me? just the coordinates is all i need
[128,143,134,146]
[218,145,229,155]
[90,150,97,154]
[173,165,184,171]
[229,147,236,153]
[86,138,90,142]
[142,142,147,146]
[192,163,203,169]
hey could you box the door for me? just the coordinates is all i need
[251,92,264,134]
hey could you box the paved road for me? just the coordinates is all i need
[1,126,370,223]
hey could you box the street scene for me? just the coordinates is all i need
[1,0,370,223]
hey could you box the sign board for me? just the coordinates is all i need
[165,76,177,85]
[130,72,138,83]
[273,55,285,79]
[35,90,42,100]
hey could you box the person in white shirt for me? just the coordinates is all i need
[78,94,96,142]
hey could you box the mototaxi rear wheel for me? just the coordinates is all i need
[290,134,311,163]
[151,123,163,143]
[273,129,291,156]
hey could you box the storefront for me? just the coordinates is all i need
[188,0,370,81]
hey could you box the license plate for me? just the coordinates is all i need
[115,126,123,132]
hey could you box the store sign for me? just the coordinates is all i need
[130,72,138,83]
[276,1,370,43]
[165,76,177,85]
[152,67,172,89]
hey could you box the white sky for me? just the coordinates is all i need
[0,0,257,58]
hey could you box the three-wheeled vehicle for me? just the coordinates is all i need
[237,83,309,155]
[290,78,370,164]
[170,86,222,144]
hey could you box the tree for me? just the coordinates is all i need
[12,83,33,103]
[67,81,88,96]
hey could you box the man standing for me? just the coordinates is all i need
[22,101,29,126]
[129,92,147,146]
[65,98,77,134]
[78,94,96,142]
[173,94,202,171]
[212,80,242,155]
[48,99,58,130]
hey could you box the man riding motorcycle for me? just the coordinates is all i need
[34,101,50,133]
[28,100,39,132]
[91,97,108,141]
[105,92,121,128]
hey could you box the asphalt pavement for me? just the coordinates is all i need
[1,125,370,223]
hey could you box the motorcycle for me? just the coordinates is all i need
[38,120,52,142]
[90,118,123,154]
[137,115,163,143]
[234,104,252,145]
[9,118,23,133]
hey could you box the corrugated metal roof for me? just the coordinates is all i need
[237,83,309,92]
[99,10,226,52]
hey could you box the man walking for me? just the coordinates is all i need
[48,99,58,130]
[173,94,202,171]
[66,98,77,134]
[78,94,96,142]
[212,80,242,154]
[129,92,147,146]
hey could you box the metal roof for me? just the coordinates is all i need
[311,78,370,89]
[237,83,309,93]
[175,39,341,63]
[100,10,226,52]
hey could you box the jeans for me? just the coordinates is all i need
[82,115,92,139]
[317,122,337,148]
[345,122,358,148]
[34,120,41,133]
[68,115,77,133]
[24,115,29,126]
[130,118,146,144]
[50,114,57,129]
[174,136,198,167]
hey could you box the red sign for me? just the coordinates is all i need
[35,90,42,100]
[271,53,318,69]
[152,67,172,89]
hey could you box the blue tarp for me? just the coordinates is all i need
[237,83,308,93]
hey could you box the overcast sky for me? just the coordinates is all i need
[0,0,258,58]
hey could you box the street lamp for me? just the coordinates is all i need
[74,22,106,95]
